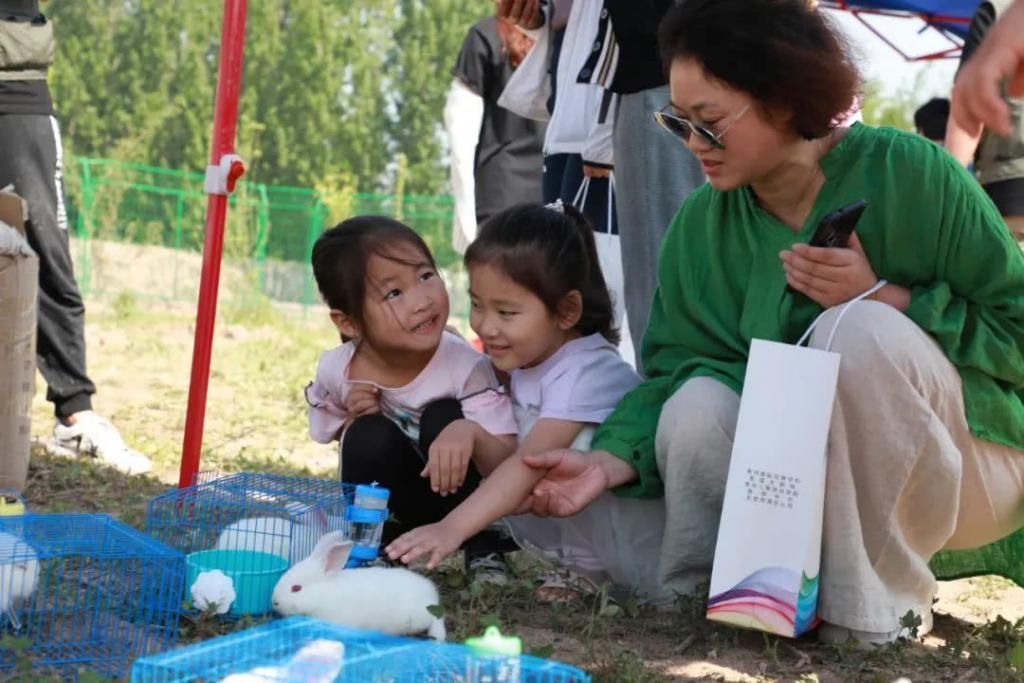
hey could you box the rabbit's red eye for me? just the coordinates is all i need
[291,584,302,593]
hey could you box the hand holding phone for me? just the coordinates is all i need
[808,199,867,249]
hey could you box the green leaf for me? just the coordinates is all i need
[478,613,501,629]
[426,604,445,619]
[599,604,622,618]
[0,635,32,653]
[529,644,556,660]
[1008,642,1024,670]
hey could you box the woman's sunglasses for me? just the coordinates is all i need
[653,104,750,150]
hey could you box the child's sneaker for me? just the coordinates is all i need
[534,570,600,603]
[466,552,511,586]
[50,411,153,475]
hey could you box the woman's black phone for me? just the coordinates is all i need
[808,199,867,248]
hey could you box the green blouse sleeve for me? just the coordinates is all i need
[590,282,696,498]
[903,156,1024,386]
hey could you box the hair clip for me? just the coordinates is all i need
[544,199,565,214]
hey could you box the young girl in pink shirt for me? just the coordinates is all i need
[305,216,518,572]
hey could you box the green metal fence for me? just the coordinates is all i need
[64,156,458,310]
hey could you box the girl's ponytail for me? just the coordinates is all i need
[560,205,619,346]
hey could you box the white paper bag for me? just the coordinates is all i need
[706,284,885,637]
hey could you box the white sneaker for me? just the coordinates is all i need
[50,411,153,475]
[818,610,933,647]
[467,553,511,586]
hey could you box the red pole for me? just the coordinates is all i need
[179,0,248,488]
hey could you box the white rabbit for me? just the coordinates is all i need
[0,531,39,630]
[272,531,446,641]
[216,502,330,564]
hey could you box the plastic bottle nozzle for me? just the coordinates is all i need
[465,626,522,657]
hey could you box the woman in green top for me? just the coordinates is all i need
[517,0,1024,644]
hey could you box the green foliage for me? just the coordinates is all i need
[47,0,488,194]
[859,71,935,133]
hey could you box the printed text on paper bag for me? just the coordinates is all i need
[745,468,801,509]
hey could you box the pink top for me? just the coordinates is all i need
[306,331,517,443]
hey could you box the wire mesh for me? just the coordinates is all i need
[0,513,185,680]
[131,616,592,683]
[64,156,459,308]
[145,473,357,617]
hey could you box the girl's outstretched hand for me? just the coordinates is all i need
[385,522,460,570]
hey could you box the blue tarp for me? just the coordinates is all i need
[837,0,981,37]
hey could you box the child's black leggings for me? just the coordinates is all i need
[340,398,484,545]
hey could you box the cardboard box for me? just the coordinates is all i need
[0,190,37,492]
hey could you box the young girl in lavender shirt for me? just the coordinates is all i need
[387,203,664,600]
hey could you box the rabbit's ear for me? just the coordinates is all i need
[322,540,354,574]
[310,530,345,558]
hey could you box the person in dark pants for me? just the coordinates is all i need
[0,0,150,474]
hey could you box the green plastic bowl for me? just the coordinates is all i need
[186,549,288,616]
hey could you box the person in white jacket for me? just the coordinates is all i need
[500,0,634,366]
[444,16,546,253]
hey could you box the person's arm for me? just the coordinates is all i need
[945,2,996,164]
[438,419,583,533]
[305,351,351,444]
[444,78,484,252]
[386,418,584,568]
[468,425,517,474]
[582,90,617,177]
[951,0,1024,137]
[903,155,1024,386]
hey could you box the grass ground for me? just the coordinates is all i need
[23,291,1024,681]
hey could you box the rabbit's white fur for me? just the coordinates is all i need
[216,504,329,564]
[0,531,39,627]
[272,531,446,641]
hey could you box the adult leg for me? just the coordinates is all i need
[809,301,1024,638]
[0,113,93,417]
[653,376,741,598]
[542,153,570,205]
[613,85,705,368]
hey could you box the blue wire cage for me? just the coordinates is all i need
[0,513,184,680]
[145,473,358,616]
[131,616,592,682]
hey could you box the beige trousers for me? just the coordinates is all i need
[654,301,1024,632]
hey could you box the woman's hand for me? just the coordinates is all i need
[780,232,879,308]
[515,449,635,517]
